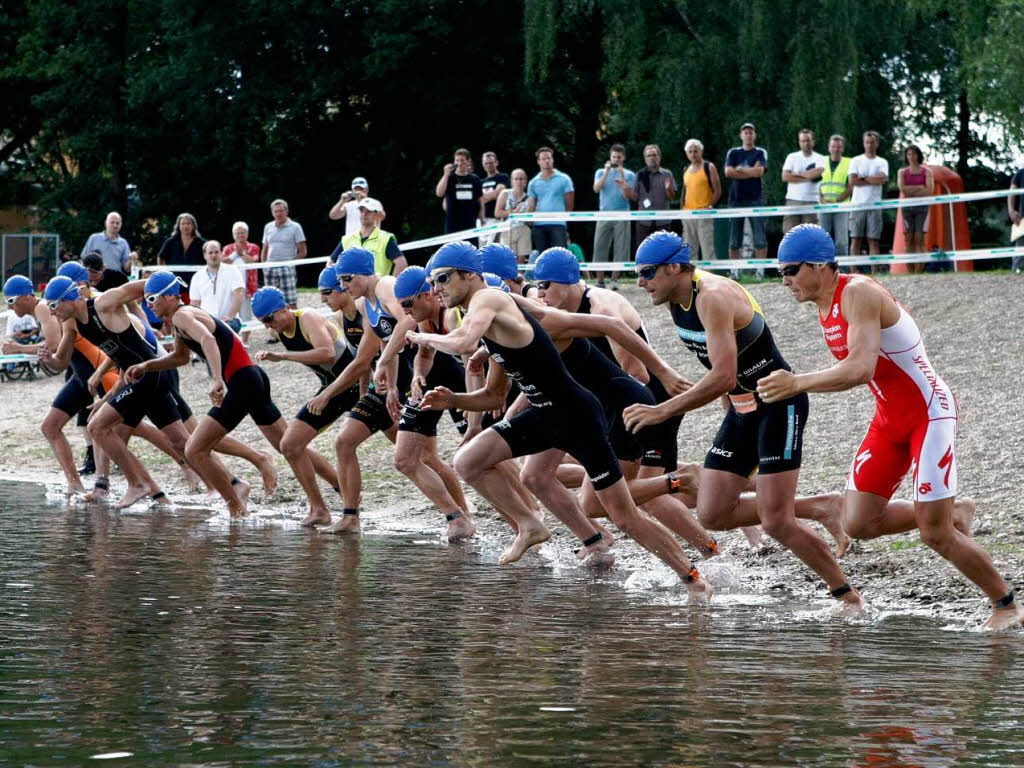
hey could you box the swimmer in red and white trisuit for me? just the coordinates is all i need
[758,224,1023,630]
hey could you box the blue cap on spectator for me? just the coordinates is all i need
[394,266,431,300]
[483,272,511,293]
[480,243,519,279]
[635,231,691,266]
[430,241,482,275]
[144,271,183,297]
[534,248,580,284]
[3,275,34,297]
[43,276,80,303]
[318,267,341,292]
[777,223,836,264]
[336,247,375,276]
[57,262,89,284]
[252,286,287,318]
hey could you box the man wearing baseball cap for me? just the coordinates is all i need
[625,230,864,611]
[724,122,769,278]
[329,176,375,237]
[757,224,1021,630]
[330,196,406,278]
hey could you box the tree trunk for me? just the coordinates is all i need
[956,87,970,178]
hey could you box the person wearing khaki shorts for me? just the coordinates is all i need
[496,168,532,262]
[681,139,721,259]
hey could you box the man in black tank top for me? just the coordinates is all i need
[410,242,712,597]
[627,231,865,610]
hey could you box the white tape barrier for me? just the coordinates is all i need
[511,188,1024,224]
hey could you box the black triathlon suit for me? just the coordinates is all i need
[74,299,180,429]
[348,293,416,434]
[54,344,110,424]
[398,306,468,437]
[176,312,281,432]
[670,270,807,476]
[283,308,362,433]
[485,304,622,491]
[576,287,681,470]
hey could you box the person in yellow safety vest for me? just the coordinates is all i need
[331,198,408,277]
[816,134,853,256]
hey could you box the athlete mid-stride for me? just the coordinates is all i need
[757,224,1023,630]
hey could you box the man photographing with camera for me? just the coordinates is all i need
[329,176,374,237]
[592,144,635,290]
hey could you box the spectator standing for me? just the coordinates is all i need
[849,130,889,267]
[329,176,371,237]
[188,240,246,333]
[525,146,575,252]
[80,212,132,273]
[495,168,532,263]
[222,221,261,339]
[629,144,677,244]
[479,152,510,246]
[157,213,205,267]
[336,198,406,277]
[592,143,635,289]
[897,144,935,274]
[781,129,825,232]
[680,139,721,260]
[82,251,129,292]
[261,199,306,309]
[817,134,853,256]
[436,148,484,244]
[1009,164,1024,273]
[725,123,769,272]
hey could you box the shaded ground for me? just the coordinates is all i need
[2,272,1022,625]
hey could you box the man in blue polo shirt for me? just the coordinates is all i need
[525,146,575,253]
[80,212,131,273]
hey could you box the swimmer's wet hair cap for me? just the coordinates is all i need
[430,241,482,274]
[480,243,519,280]
[635,230,692,266]
[534,248,580,284]
[336,247,375,276]
[3,274,34,297]
[777,223,836,264]
[394,266,431,300]
[252,286,288,318]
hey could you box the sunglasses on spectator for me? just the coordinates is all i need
[429,269,456,285]
[637,264,662,281]
[779,263,804,277]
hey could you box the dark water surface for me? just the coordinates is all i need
[2,480,1022,767]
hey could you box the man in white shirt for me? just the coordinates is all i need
[328,176,372,237]
[849,130,889,260]
[189,240,245,333]
[781,129,825,232]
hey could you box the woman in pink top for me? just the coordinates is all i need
[221,221,261,341]
[897,145,935,273]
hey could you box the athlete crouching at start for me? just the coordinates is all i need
[757,224,1023,630]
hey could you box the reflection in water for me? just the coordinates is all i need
[1,480,1022,767]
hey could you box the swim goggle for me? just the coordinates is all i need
[144,276,187,305]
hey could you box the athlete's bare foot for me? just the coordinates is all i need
[67,481,88,496]
[741,525,764,548]
[816,491,851,558]
[116,484,153,509]
[230,479,251,518]
[499,518,551,564]
[575,536,615,568]
[983,602,1024,631]
[446,512,477,541]
[181,464,202,493]
[300,507,332,527]
[151,491,173,507]
[590,520,615,548]
[953,499,976,537]
[84,482,109,503]
[835,590,868,617]
[321,514,361,535]
[256,452,278,497]
[686,576,713,604]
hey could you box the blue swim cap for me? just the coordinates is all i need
[635,231,691,266]
[43,275,80,303]
[429,241,482,275]
[394,266,431,300]
[483,272,511,293]
[57,262,90,284]
[3,275,34,298]
[143,270,183,298]
[480,243,519,279]
[318,267,341,292]
[778,223,836,264]
[252,286,287,318]
[336,247,375,276]
[534,248,580,284]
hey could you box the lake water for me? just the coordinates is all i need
[1,479,1022,767]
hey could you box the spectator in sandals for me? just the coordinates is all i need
[897,144,934,274]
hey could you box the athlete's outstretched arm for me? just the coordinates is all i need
[407,292,500,356]
[421,359,506,413]
[257,311,336,367]
[94,280,146,312]
[757,282,882,402]
[38,318,79,372]
[306,313,380,414]
[12,302,63,356]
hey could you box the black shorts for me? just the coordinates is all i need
[348,389,400,435]
[296,384,361,433]
[398,352,467,437]
[703,393,808,477]
[53,376,102,419]
[604,376,662,464]
[491,392,622,491]
[108,370,181,429]
[481,380,521,429]
[166,368,193,422]
[641,375,682,470]
[208,365,282,432]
